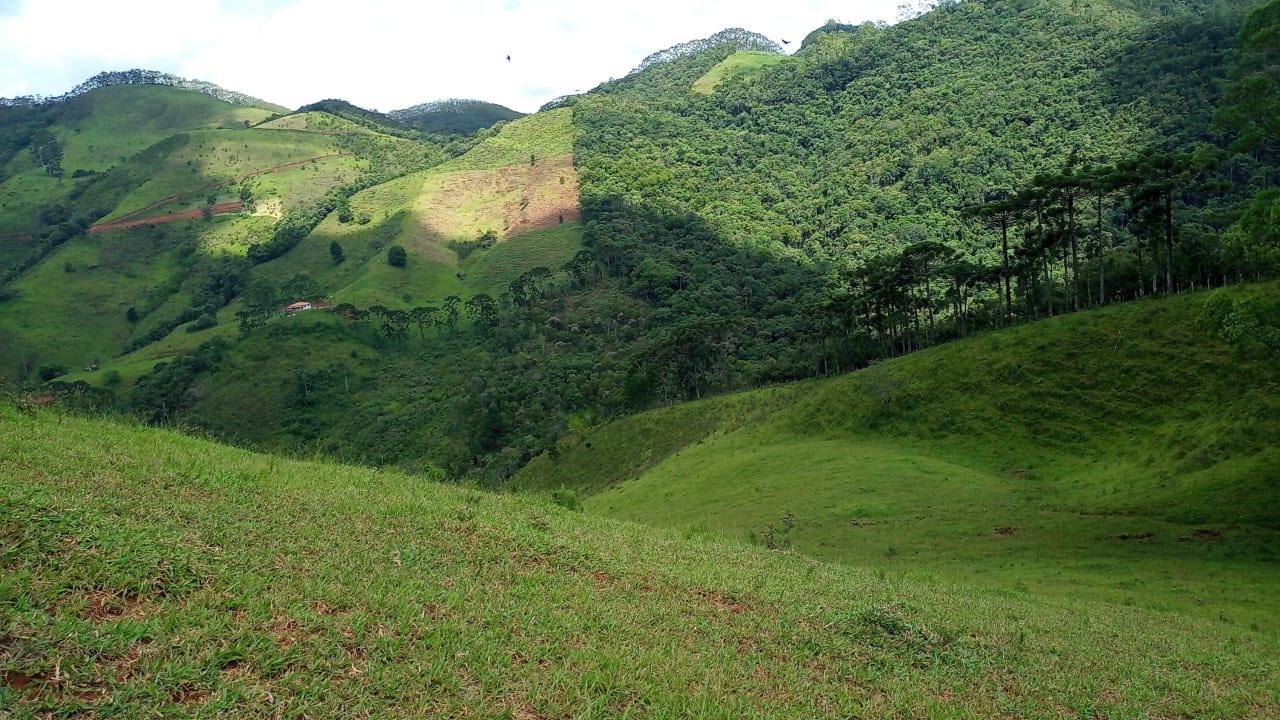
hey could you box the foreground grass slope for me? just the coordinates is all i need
[1,411,1277,718]
[515,283,1280,625]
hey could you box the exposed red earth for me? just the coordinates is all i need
[89,201,243,233]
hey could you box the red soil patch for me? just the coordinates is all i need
[89,201,242,233]
[3,670,42,691]
[0,232,32,242]
[78,590,145,623]
[695,587,745,614]
[19,392,57,408]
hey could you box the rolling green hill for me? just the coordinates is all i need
[0,85,456,380]
[0,84,278,270]
[4,0,1280,491]
[2,409,1276,718]
[514,282,1280,626]
[250,106,581,311]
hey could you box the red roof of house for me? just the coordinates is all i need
[285,301,311,310]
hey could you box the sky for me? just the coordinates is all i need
[0,0,904,113]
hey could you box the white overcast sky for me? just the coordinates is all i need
[0,0,903,113]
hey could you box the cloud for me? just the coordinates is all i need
[0,0,900,111]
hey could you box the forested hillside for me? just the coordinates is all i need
[4,0,1280,486]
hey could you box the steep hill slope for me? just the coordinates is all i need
[0,84,277,266]
[251,107,581,310]
[0,85,449,380]
[515,282,1280,624]
[1,410,1276,718]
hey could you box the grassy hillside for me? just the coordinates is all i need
[99,128,360,222]
[252,107,582,311]
[1,410,1277,718]
[692,51,789,94]
[515,282,1280,626]
[0,86,274,236]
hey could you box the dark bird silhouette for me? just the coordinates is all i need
[506,55,512,62]
[781,39,791,45]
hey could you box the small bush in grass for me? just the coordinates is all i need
[387,244,407,267]
[550,487,582,511]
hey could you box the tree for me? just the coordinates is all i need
[1038,168,1091,311]
[279,274,323,302]
[1119,151,1199,296]
[964,192,1023,323]
[329,240,345,264]
[387,244,407,267]
[126,307,139,323]
[409,306,440,339]
[1217,0,1280,153]
[441,295,461,331]
[465,293,499,327]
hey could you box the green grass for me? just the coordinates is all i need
[461,222,583,294]
[0,228,190,372]
[1,409,1277,718]
[102,129,356,221]
[256,111,382,135]
[0,85,272,236]
[438,108,574,172]
[515,283,1280,628]
[251,108,582,311]
[0,155,63,236]
[692,51,789,94]
[51,85,274,174]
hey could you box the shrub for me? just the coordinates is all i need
[387,244,407,267]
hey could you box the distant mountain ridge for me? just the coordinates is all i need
[0,69,287,112]
[389,99,524,134]
[632,28,783,73]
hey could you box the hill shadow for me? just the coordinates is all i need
[1100,7,1246,149]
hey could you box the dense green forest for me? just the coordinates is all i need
[6,0,1280,485]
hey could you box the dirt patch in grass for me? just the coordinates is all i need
[1113,532,1155,542]
[272,614,306,650]
[993,526,1017,536]
[506,700,554,720]
[77,590,145,623]
[173,681,210,705]
[414,153,580,247]
[89,201,243,233]
[695,587,745,614]
[1179,528,1223,542]
[3,670,42,691]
